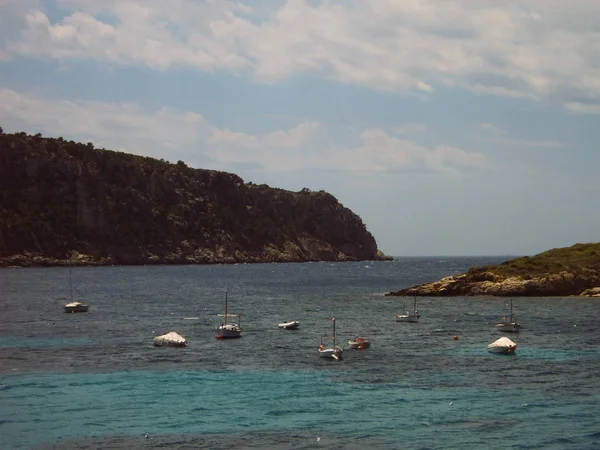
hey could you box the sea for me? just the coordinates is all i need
[1,257,599,450]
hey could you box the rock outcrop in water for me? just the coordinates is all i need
[0,131,391,267]
[387,243,600,297]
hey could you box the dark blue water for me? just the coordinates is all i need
[1,258,599,449]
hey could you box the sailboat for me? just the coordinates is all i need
[216,292,242,339]
[396,293,420,323]
[494,299,520,333]
[319,317,343,360]
[63,265,88,313]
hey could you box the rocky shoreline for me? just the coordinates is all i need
[387,270,600,297]
[1,248,393,268]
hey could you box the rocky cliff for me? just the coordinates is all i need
[388,243,600,297]
[0,131,391,267]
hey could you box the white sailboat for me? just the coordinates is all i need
[319,317,343,360]
[494,299,520,333]
[216,292,242,339]
[63,265,88,313]
[396,293,420,323]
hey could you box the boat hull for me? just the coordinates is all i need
[278,321,299,330]
[495,323,520,333]
[319,348,343,360]
[64,302,88,313]
[216,324,242,339]
[488,337,517,354]
[396,314,419,323]
[348,337,371,349]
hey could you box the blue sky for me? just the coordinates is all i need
[1,0,599,256]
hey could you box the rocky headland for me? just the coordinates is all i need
[0,131,391,267]
[388,243,600,297]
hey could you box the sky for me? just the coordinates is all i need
[1,0,599,257]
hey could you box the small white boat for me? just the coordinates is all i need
[487,336,517,354]
[396,294,420,322]
[63,266,88,313]
[348,336,371,349]
[153,331,187,347]
[216,292,242,339]
[494,299,520,333]
[319,317,343,360]
[64,301,88,313]
[278,320,299,330]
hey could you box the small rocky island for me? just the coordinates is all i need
[388,243,600,297]
[0,131,391,267]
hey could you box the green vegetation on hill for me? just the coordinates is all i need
[469,243,600,279]
[0,131,389,266]
[389,243,600,297]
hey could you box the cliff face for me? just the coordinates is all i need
[387,243,600,297]
[0,132,390,267]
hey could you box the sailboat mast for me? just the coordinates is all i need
[69,265,73,301]
[333,317,336,347]
[225,291,228,323]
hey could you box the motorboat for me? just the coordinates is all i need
[487,336,517,354]
[278,320,299,330]
[216,292,242,339]
[319,317,343,360]
[348,336,371,349]
[153,331,187,347]
[64,301,88,313]
[495,299,520,333]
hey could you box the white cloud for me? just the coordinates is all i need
[477,121,563,148]
[565,102,600,115]
[479,122,506,134]
[394,123,428,135]
[0,88,486,176]
[1,0,600,106]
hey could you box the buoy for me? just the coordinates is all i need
[454,335,459,340]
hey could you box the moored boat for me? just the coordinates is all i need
[494,299,520,333]
[396,294,420,322]
[487,336,517,354]
[278,320,299,330]
[153,331,187,347]
[64,301,89,313]
[319,317,343,360]
[348,336,371,349]
[216,292,242,339]
[63,266,88,313]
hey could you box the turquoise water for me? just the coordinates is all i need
[1,258,600,449]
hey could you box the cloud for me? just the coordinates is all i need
[1,0,600,106]
[477,121,563,148]
[0,88,486,176]
[564,102,600,115]
[479,122,506,134]
[394,123,428,135]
